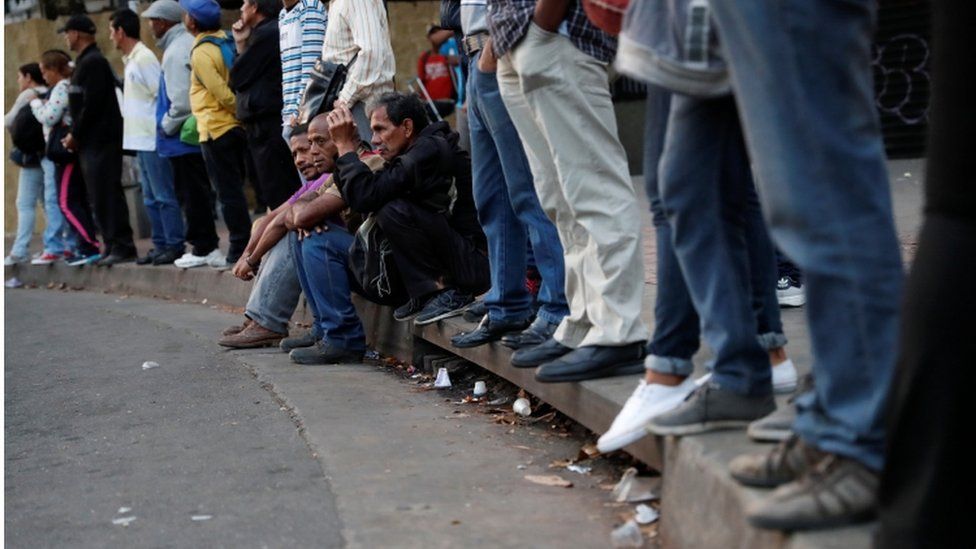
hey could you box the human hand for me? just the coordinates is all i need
[477,38,497,73]
[232,255,255,280]
[332,99,349,110]
[326,106,359,153]
[532,0,570,32]
[61,133,77,152]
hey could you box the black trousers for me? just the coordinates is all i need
[77,144,135,257]
[877,2,976,547]
[200,127,252,262]
[56,161,99,256]
[170,153,219,257]
[375,199,490,299]
[244,116,301,209]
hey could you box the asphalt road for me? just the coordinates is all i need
[4,290,626,549]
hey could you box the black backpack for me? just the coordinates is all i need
[10,101,45,156]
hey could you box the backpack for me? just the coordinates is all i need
[182,31,237,144]
[10,100,45,156]
[615,0,730,98]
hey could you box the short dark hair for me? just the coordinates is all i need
[289,124,309,139]
[19,62,43,84]
[246,0,281,19]
[40,49,72,75]
[110,8,141,40]
[373,92,429,133]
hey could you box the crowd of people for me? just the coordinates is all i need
[4,0,968,545]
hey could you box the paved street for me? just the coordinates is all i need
[5,290,626,548]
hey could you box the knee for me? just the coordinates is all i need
[375,199,416,230]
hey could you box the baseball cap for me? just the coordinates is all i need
[141,0,184,22]
[57,14,97,34]
[179,0,221,29]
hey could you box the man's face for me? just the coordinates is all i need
[290,134,320,180]
[183,13,197,35]
[64,30,79,51]
[308,118,338,174]
[370,106,411,162]
[240,0,258,27]
[109,24,124,50]
[149,18,170,40]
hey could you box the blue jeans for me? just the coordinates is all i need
[245,237,302,334]
[292,228,366,352]
[646,89,786,377]
[659,94,771,396]
[709,0,904,470]
[11,160,75,258]
[467,52,569,325]
[137,150,185,251]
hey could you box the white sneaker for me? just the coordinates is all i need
[206,250,229,269]
[597,377,697,453]
[175,250,224,269]
[695,359,798,394]
[4,254,28,266]
[776,276,806,307]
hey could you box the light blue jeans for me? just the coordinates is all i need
[710,0,905,470]
[245,237,302,335]
[10,159,75,258]
[467,52,569,325]
[137,150,185,252]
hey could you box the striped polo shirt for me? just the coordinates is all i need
[279,0,328,126]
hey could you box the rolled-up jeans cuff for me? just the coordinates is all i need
[645,354,694,376]
[756,331,788,350]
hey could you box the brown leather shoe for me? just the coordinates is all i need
[218,321,285,348]
[222,318,253,336]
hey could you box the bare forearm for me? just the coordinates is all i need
[250,212,289,262]
[534,0,571,31]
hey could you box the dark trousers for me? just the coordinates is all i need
[375,198,490,299]
[244,116,301,209]
[77,144,135,257]
[170,153,219,257]
[200,127,252,262]
[877,1,976,546]
[56,161,99,256]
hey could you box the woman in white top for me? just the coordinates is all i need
[3,62,67,266]
[30,50,102,263]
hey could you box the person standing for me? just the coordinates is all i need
[319,0,395,141]
[142,0,223,269]
[110,8,186,266]
[60,14,137,265]
[278,0,326,134]
[181,0,252,267]
[491,0,649,381]
[230,0,302,209]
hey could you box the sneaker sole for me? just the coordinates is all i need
[646,418,754,436]
[535,359,645,383]
[773,379,798,394]
[597,427,652,454]
[746,424,793,443]
[290,354,364,365]
[748,506,875,531]
[777,295,806,307]
[217,337,283,349]
[414,308,467,326]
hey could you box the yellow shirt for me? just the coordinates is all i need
[189,31,240,141]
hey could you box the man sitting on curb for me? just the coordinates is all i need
[285,114,386,365]
[328,93,489,326]
[218,122,328,348]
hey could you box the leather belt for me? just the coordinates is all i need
[462,32,490,57]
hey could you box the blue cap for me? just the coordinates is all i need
[179,0,221,29]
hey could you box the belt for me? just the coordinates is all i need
[462,32,490,57]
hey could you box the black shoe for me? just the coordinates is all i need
[136,249,158,265]
[289,341,364,365]
[97,253,137,267]
[511,337,572,368]
[152,248,181,265]
[393,297,426,321]
[462,300,487,323]
[280,330,319,352]
[414,289,474,326]
[534,342,646,383]
[500,316,559,349]
[451,316,531,349]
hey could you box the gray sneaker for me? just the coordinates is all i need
[280,330,319,353]
[747,374,814,442]
[729,435,826,488]
[746,454,879,531]
[645,383,775,436]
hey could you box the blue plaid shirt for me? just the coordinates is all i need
[486,0,616,63]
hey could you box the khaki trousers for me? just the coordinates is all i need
[497,23,649,347]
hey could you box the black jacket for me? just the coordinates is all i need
[69,43,123,146]
[336,120,485,249]
[229,18,284,123]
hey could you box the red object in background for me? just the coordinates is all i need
[582,0,628,36]
[417,51,454,101]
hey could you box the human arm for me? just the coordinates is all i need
[30,81,69,128]
[161,51,194,135]
[232,204,289,280]
[533,0,571,32]
[292,190,345,229]
[5,89,37,129]
[192,45,237,113]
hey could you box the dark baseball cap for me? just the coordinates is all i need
[57,14,97,34]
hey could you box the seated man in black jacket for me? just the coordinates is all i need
[326,92,490,326]
[230,0,300,209]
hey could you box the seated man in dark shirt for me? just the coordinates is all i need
[326,92,489,326]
